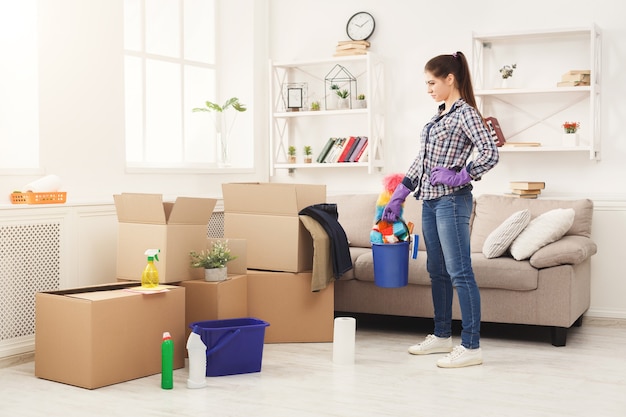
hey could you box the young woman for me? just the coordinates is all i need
[382,51,499,368]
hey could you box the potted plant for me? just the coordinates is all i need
[192,97,247,167]
[303,145,313,163]
[288,145,297,163]
[336,89,350,109]
[190,240,237,282]
[562,121,580,147]
[354,93,366,109]
[498,64,517,88]
[327,84,340,110]
[310,101,321,111]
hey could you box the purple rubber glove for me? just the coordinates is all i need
[430,167,472,187]
[382,183,411,222]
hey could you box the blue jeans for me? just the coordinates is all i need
[422,187,480,349]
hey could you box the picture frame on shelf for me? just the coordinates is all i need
[282,82,307,112]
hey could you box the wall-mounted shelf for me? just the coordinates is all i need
[472,25,601,160]
[269,53,385,175]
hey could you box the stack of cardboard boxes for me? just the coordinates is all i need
[35,185,333,389]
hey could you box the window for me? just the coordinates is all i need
[0,0,39,171]
[124,0,220,169]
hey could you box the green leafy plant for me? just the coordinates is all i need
[499,64,517,79]
[190,241,236,269]
[304,145,312,156]
[336,89,349,99]
[288,145,297,156]
[310,101,321,111]
[330,84,340,91]
[192,97,247,136]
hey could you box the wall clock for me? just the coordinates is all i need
[346,11,375,41]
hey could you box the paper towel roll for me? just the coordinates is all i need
[22,175,62,193]
[333,317,356,365]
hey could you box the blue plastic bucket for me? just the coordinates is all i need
[190,317,270,377]
[372,241,410,288]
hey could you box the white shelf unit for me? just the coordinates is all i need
[472,25,601,160]
[269,53,384,175]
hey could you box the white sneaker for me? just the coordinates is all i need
[408,334,453,355]
[436,345,483,368]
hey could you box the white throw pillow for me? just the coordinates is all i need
[482,209,531,259]
[509,208,576,261]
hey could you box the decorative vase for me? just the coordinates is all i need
[562,133,579,147]
[500,78,509,89]
[205,267,228,282]
[337,98,350,109]
[217,132,231,167]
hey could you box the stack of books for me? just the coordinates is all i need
[316,136,369,163]
[557,70,590,87]
[506,181,545,199]
[333,40,370,57]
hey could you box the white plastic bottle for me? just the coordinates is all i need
[186,327,207,389]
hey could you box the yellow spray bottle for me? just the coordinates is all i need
[142,249,160,288]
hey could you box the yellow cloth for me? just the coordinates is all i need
[299,215,334,292]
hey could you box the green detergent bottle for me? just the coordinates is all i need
[161,331,174,389]
[141,249,160,288]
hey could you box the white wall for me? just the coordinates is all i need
[0,0,625,317]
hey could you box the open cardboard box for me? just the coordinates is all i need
[222,183,326,273]
[35,282,185,389]
[114,193,217,283]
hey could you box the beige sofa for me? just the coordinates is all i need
[329,193,597,346]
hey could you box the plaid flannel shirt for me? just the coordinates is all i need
[405,99,499,200]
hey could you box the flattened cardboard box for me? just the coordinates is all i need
[247,270,334,343]
[222,183,326,272]
[114,193,216,283]
[35,283,185,389]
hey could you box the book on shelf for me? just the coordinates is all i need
[339,136,361,162]
[557,80,590,87]
[354,138,369,162]
[316,137,337,163]
[509,181,545,190]
[561,72,590,83]
[336,136,357,162]
[325,137,346,163]
[510,188,542,195]
[502,142,541,147]
[485,117,506,147]
[333,49,368,57]
[348,137,368,162]
[504,193,538,199]
[336,43,368,51]
[337,40,370,46]
[562,69,590,76]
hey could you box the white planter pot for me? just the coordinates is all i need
[337,98,350,109]
[562,133,579,147]
[354,100,367,109]
[204,267,228,282]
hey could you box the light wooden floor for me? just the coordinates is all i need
[1,315,625,417]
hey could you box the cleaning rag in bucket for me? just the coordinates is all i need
[370,173,413,244]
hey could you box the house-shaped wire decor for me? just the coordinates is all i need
[324,64,357,110]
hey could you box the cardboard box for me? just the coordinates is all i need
[246,270,334,343]
[222,183,326,272]
[180,274,248,339]
[114,193,217,283]
[35,283,185,389]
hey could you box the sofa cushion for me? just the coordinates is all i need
[529,235,597,268]
[482,209,531,258]
[471,194,594,253]
[510,208,575,260]
[471,254,539,290]
[330,194,378,248]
